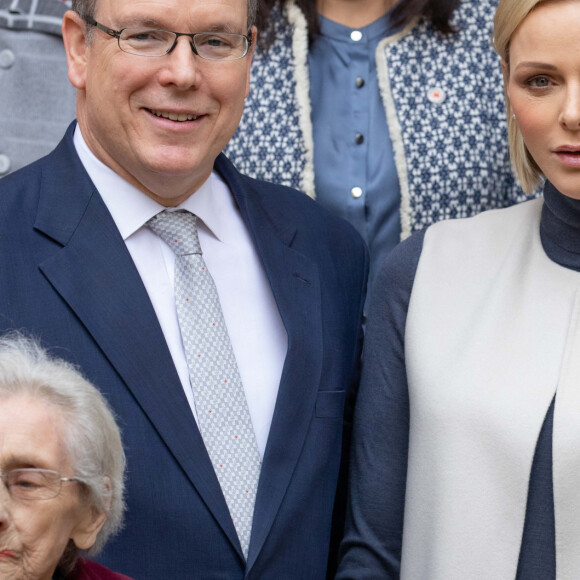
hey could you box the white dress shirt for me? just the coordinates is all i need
[73,128,287,457]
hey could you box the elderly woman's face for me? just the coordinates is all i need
[506,0,580,198]
[0,396,104,579]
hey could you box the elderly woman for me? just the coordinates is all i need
[336,0,580,578]
[0,334,130,580]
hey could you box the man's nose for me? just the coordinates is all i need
[158,36,202,89]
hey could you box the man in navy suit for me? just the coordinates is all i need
[0,0,367,576]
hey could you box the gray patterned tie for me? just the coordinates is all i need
[148,209,261,558]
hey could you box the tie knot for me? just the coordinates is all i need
[147,210,202,256]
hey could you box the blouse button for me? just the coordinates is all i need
[355,77,365,88]
[350,30,362,42]
[351,187,363,199]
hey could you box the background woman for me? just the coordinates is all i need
[336,0,580,577]
[226,0,531,289]
[0,0,76,177]
[0,335,129,579]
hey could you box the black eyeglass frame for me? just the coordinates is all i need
[83,15,252,61]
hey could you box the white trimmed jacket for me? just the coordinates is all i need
[225,0,534,240]
[403,198,580,578]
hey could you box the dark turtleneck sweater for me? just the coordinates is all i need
[540,180,580,273]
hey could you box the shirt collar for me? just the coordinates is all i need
[73,127,233,243]
[317,12,394,43]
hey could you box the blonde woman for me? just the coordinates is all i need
[337,0,580,578]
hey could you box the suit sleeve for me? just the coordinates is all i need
[335,230,425,579]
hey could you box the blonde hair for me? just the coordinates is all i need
[493,0,555,193]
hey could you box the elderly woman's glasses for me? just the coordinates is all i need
[84,16,252,61]
[0,469,82,501]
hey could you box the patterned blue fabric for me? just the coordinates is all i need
[226,3,308,192]
[226,0,536,240]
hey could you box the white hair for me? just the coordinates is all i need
[0,333,125,557]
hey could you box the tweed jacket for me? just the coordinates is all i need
[0,0,76,177]
[225,0,534,240]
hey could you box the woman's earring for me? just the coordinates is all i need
[512,113,517,120]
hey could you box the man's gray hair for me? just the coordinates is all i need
[0,333,125,557]
[72,0,258,31]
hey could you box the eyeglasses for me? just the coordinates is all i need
[0,469,82,501]
[84,16,252,61]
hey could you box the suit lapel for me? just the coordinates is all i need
[35,135,243,559]
[216,157,324,571]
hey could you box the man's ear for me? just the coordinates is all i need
[245,25,257,98]
[62,10,89,90]
[70,508,107,550]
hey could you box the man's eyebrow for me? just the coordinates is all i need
[119,17,166,28]
[120,18,241,33]
[205,23,239,33]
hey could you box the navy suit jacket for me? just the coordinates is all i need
[0,125,368,578]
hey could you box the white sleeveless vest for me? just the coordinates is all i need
[403,198,580,579]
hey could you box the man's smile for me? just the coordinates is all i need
[147,108,199,122]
